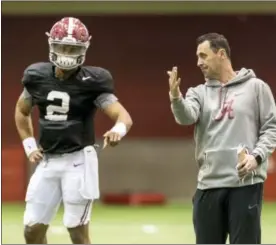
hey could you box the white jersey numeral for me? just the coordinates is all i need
[45,91,70,121]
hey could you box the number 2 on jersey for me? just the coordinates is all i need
[45,91,70,121]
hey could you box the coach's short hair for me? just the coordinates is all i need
[196,33,231,58]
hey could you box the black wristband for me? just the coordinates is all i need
[253,154,263,166]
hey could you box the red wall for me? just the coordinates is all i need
[2,15,276,200]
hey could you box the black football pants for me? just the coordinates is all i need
[192,183,263,244]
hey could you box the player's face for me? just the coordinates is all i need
[51,43,86,56]
[196,40,224,80]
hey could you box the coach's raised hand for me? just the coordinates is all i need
[167,66,182,98]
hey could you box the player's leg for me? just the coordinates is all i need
[65,200,93,244]
[228,183,263,244]
[23,159,62,244]
[61,149,96,244]
[193,188,228,244]
[24,225,48,244]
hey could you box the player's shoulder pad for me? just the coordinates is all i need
[22,62,52,85]
[83,66,114,93]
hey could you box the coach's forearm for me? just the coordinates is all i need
[15,109,34,140]
[170,97,198,125]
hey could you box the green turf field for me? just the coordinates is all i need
[2,202,276,244]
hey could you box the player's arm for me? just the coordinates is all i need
[252,80,276,165]
[15,88,43,163]
[168,66,201,125]
[95,93,133,148]
[15,89,34,140]
[102,101,133,131]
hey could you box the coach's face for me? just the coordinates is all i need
[196,40,224,80]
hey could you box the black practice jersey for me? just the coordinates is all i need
[21,62,114,154]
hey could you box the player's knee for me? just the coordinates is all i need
[24,224,48,243]
[63,215,90,229]
[63,201,92,228]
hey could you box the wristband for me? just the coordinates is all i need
[252,153,263,166]
[23,137,38,157]
[110,122,127,137]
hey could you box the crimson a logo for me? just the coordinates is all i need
[215,99,234,121]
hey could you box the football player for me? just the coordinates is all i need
[15,17,133,244]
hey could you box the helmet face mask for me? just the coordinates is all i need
[48,42,88,70]
[46,17,91,70]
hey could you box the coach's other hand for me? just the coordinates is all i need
[29,150,43,164]
[236,154,258,178]
[103,131,121,149]
[167,66,181,98]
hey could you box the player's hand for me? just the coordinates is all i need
[167,66,181,98]
[236,154,258,179]
[102,131,122,149]
[28,150,43,164]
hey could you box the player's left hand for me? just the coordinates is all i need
[236,154,258,178]
[102,131,122,149]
